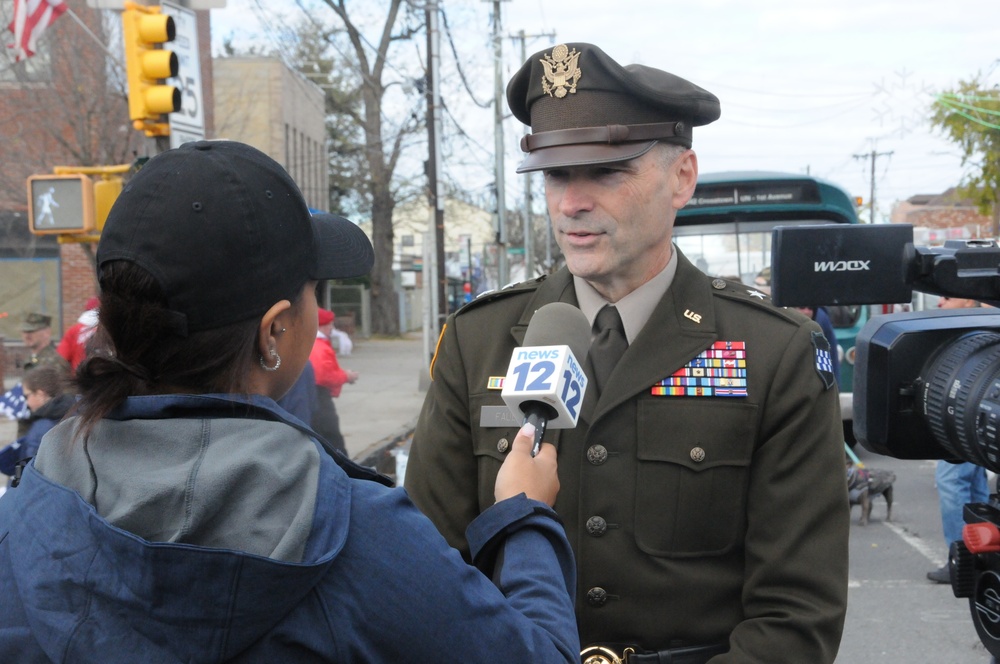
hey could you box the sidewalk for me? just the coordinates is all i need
[333,332,428,461]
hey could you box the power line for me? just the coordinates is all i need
[440,7,491,108]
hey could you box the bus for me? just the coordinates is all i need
[674,171,865,437]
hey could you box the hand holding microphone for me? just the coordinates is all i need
[495,422,559,506]
[501,303,591,456]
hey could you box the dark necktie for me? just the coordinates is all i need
[588,305,628,395]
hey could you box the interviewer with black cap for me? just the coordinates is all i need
[407,43,848,663]
[0,140,580,662]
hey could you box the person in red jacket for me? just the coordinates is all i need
[57,297,100,370]
[309,308,357,454]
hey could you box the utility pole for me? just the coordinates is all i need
[852,148,894,223]
[510,29,555,280]
[488,0,509,287]
[425,0,445,335]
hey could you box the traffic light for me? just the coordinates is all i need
[94,176,123,232]
[122,1,180,137]
[27,174,96,235]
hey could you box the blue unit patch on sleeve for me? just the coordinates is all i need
[812,331,835,390]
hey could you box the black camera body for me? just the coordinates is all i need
[772,223,1000,468]
[771,223,1000,657]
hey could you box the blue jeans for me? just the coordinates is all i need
[936,461,990,548]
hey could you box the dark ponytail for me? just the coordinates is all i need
[75,261,259,436]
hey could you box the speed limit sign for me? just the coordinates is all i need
[162,2,205,148]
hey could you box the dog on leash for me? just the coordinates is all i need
[846,462,896,526]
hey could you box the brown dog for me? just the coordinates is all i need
[847,463,896,526]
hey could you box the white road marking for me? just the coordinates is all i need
[884,521,945,566]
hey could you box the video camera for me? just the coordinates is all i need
[772,223,1000,656]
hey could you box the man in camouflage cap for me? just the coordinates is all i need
[16,312,69,436]
[407,43,848,663]
[21,313,68,374]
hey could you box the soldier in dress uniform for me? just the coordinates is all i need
[405,42,849,664]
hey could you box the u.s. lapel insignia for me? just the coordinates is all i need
[811,331,836,390]
[651,341,748,397]
[487,376,505,390]
[684,309,702,324]
[541,44,582,98]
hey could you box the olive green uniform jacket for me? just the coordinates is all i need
[405,252,849,663]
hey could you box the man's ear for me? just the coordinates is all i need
[672,150,699,210]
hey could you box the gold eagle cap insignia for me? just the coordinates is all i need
[540,44,582,99]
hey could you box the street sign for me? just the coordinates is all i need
[162,1,205,148]
[27,174,96,234]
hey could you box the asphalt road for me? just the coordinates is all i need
[837,444,993,662]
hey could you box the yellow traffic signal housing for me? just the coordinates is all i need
[27,174,96,235]
[122,2,180,137]
[94,176,123,232]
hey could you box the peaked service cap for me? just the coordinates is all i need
[21,312,52,332]
[97,140,374,336]
[506,42,721,172]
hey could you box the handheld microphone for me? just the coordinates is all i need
[501,302,591,456]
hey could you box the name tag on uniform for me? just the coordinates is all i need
[480,405,521,428]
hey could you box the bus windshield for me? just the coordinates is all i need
[674,219,834,286]
[674,171,864,408]
[675,170,859,285]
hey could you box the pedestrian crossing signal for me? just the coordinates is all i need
[27,174,96,235]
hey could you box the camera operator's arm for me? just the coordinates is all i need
[725,321,850,663]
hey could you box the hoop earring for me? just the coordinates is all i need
[259,349,281,371]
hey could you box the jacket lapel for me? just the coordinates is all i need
[503,254,720,434]
[591,251,718,422]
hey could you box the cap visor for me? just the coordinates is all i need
[515,140,658,173]
[310,214,374,280]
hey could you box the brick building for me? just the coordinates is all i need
[890,188,995,244]
[3,4,335,365]
[0,0,213,345]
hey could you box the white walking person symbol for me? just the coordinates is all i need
[36,187,59,226]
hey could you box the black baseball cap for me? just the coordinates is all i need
[97,140,373,336]
[506,43,721,173]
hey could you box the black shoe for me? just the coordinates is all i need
[927,565,951,584]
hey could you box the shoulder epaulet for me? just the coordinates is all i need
[707,277,802,324]
[454,275,546,317]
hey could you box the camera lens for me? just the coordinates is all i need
[921,331,1000,468]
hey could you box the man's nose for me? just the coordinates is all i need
[557,178,595,217]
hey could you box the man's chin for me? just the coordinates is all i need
[564,259,605,283]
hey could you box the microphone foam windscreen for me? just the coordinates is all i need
[523,302,591,361]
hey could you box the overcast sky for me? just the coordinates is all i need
[211,0,1000,220]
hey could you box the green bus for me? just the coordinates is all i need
[674,171,865,434]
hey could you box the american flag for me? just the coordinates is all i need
[0,384,29,420]
[7,0,67,62]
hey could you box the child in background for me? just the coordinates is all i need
[0,365,75,482]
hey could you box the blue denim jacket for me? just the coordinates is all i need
[0,394,579,662]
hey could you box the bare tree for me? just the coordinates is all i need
[0,3,140,208]
[296,0,424,336]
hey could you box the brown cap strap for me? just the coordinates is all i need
[520,121,690,152]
